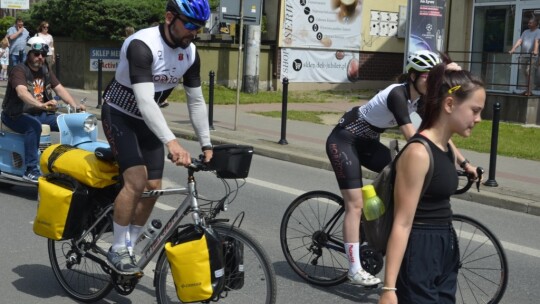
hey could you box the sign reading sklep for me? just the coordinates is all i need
[0,0,29,9]
[90,48,120,72]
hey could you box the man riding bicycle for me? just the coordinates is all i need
[101,0,213,274]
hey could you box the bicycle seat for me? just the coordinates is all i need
[95,147,115,162]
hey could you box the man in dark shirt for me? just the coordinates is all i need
[1,37,85,182]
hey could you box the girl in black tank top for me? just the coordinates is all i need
[379,64,486,304]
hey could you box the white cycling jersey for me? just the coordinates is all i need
[338,83,419,139]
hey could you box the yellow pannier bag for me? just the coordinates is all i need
[40,144,118,188]
[165,224,225,303]
[34,173,90,240]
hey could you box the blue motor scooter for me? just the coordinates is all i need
[0,98,110,188]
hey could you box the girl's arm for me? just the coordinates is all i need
[379,142,430,304]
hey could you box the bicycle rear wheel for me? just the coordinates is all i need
[48,209,114,303]
[453,214,508,304]
[280,191,349,286]
[155,223,277,304]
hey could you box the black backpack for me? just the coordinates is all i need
[361,137,434,254]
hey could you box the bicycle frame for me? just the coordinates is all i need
[136,181,200,270]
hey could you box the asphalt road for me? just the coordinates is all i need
[1,139,539,303]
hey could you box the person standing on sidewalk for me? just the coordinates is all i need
[1,37,85,182]
[6,17,29,68]
[325,50,479,286]
[379,64,485,304]
[35,21,55,72]
[100,0,213,275]
[509,17,540,95]
[0,37,9,80]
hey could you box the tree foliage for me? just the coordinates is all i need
[22,0,166,40]
[6,0,221,40]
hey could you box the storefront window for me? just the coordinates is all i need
[471,5,515,91]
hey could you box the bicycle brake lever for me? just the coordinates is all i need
[476,167,484,192]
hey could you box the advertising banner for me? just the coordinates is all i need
[0,0,29,9]
[280,0,363,51]
[407,0,446,55]
[281,48,360,82]
[89,48,120,72]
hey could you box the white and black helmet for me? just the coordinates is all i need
[405,50,441,73]
[26,36,49,54]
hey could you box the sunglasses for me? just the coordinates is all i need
[30,50,48,57]
[175,14,204,31]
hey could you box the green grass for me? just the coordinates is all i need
[450,121,540,161]
[253,110,337,124]
[168,84,376,104]
[252,111,540,161]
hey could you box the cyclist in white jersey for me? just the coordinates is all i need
[100,0,212,274]
[325,50,479,286]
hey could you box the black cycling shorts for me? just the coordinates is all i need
[101,102,165,180]
[325,127,391,189]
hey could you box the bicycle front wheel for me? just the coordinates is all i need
[48,212,114,303]
[155,223,277,304]
[453,214,508,304]
[280,191,348,286]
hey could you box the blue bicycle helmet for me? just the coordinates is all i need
[166,0,210,24]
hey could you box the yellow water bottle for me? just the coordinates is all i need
[361,184,385,221]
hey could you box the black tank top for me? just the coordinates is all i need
[413,134,458,223]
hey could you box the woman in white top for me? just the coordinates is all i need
[36,21,55,69]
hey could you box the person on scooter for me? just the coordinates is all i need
[0,36,85,182]
[100,0,213,275]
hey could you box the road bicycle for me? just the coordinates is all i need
[280,162,508,304]
[46,146,277,303]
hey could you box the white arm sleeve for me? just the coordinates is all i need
[132,82,176,144]
[185,86,212,147]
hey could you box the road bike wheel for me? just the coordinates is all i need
[453,214,508,304]
[280,191,349,286]
[48,210,114,302]
[155,223,277,304]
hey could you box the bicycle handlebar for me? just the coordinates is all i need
[454,166,484,195]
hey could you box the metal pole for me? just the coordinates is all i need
[278,77,289,145]
[234,0,244,131]
[208,70,215,130]
[97,59,103,109]
[55,53,60,79]
[484,102,500,187]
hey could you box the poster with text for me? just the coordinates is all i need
[0,0,29,9]
[407,0,446,55]
[280,0,362,51]
[281,48,361,82]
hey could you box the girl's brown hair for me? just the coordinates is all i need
[419,64,484,131]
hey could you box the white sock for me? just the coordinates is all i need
[129,224,143,248]
[112,222,129,252]
[345,242,361,275]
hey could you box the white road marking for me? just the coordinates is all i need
[245,177,305,196]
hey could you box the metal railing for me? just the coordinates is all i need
[447,51,539,95]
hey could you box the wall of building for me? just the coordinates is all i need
[54,39,274,91]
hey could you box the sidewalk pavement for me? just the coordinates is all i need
[1,82,539,216]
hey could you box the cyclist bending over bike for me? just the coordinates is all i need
[325,50,479,286]
[100,0,213,275]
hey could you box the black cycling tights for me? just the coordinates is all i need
[326,127,391,189]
